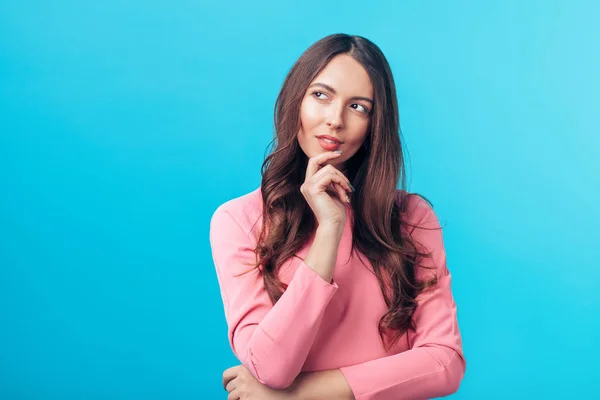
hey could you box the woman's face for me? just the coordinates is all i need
[297,54,374,174]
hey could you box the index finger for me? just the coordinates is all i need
[305,151,342,181]
[222,365,241,390]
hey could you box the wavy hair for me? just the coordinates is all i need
[249,33,441,351]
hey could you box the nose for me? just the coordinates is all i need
[326,103,344,130]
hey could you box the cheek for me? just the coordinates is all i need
[348,139,366,153]
[300,101,322,130]
[347,124,369,147]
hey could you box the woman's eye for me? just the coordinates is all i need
[311,91,369,113]
[351,103,369,114]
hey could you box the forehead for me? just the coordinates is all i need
[311,54,373,98]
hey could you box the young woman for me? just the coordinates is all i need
[210,33,466,400]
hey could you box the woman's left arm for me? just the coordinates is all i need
[235,273,466,400]
[290,199,467,400]
[290,268,465,400]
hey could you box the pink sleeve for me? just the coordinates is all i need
[339,198,466,400]
[209,206,339,389]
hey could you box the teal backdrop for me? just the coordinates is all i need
[1,0,598,398]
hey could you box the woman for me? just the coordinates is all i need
[209,33,466,400]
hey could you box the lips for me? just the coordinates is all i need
[316,135,342,144]
[317,136,342,151]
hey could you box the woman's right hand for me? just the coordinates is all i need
[300,151,354,227]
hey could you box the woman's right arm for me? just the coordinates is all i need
[303,222,344,283]
[209,206,343,390]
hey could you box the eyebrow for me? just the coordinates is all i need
[308,82,374,105]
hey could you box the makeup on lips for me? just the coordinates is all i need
[316,135,342,151]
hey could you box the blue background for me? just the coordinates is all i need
[1,1,598,398]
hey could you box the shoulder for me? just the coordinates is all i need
[210,186,264,237]
[397,189,448,276]
[396,189,441,232]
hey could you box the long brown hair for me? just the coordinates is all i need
[252,33,440,351]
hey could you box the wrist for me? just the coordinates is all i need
[282,390,299,400]
[316,222,344,238]
[277,382,300,400]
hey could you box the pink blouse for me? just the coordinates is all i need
[209,187,466,399]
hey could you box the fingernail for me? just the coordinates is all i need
[349,183,355,192]
[333,150,342,154]
[346,195,350,203]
